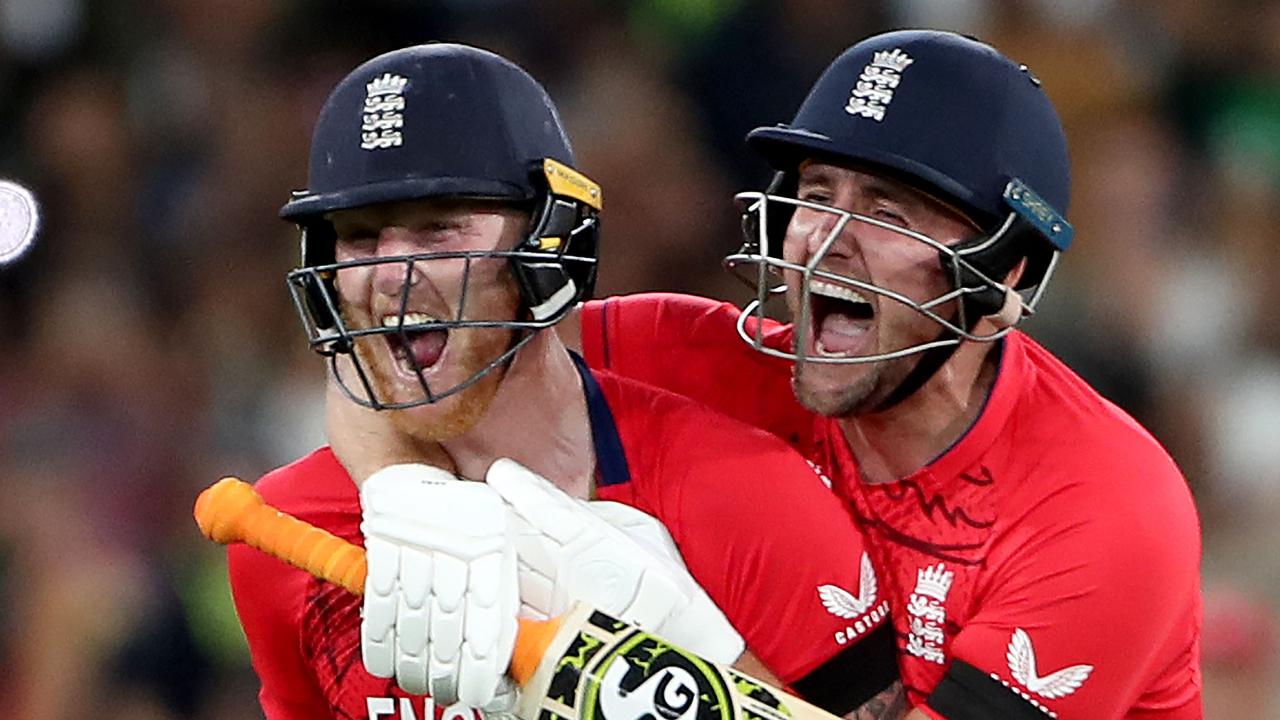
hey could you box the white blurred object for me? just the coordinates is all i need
[1208,357,1280,502]
[0,180,39,265]
[1148,251,1246,372]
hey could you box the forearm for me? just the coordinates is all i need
[846,682,909,720]
[731,654,909,720]
[731,649,783,687]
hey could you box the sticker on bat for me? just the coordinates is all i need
[582,634,734,720]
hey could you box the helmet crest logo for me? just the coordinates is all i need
[845,48,914,122]
[361,73,408,150]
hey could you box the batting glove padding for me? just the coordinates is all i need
[360,464,519,708]
[486,458,746,665]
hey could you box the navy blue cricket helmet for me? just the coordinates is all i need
[281,43,581,220]
[728,29,1074,409]
[281,43,603,410]
[747,29,1071,246]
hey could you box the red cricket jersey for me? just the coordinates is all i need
[228,362,892,720]
[579,293,1203,719]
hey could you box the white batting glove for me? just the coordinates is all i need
[360,464,519,708]
[486,458,746,665]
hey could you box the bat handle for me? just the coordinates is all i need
[193,477,558,684]
[194,477,368,595]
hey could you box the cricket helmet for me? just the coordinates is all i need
[727,29,1072,406]
[281,43,602,409]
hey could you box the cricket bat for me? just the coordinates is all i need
[195,477,841,720]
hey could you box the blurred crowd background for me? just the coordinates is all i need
[1,0,1277,717]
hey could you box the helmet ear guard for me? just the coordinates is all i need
[512,158,602,323]
[941,177,1072,324]
[941,215,1036,323]
[287,219,350,355]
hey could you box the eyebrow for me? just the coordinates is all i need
[797,166,921,209]
[796,164,838,189]
[860,176,923,211]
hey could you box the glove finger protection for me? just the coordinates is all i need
[360,464,519,707]
[486,458,745,664]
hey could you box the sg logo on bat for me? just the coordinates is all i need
[535,609,796,720]
[584,632,728,720]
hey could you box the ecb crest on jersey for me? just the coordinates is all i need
[905,563,954,664]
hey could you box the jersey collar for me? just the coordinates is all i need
[568,350,632,488]
[916,330,1029,482]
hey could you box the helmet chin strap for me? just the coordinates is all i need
[868,285,1020,413]
[869,329,961,413]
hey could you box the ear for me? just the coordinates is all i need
[1003,256,1028,289]
[986,257,1031,329]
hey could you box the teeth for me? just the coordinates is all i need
[810,280,870,305]
[382,312,438,328]
[815,339,853,358]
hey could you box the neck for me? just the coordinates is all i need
[838,337,1002,485]
[441,332,595,497]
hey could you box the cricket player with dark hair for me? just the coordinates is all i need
[568,30,1203,719]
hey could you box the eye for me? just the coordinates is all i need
[873,206,908,227]
[798,188,832,204]
[335,232,378,257]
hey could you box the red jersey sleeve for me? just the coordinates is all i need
[594,375,897,710]
[928,464,1202,719]
[581,293,813,452]
[658,446,879,682]
[227,543,332,719]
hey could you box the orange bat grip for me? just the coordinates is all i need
[193,476,556,686]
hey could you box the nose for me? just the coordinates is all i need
[370,226,423,298]
[806,215,840,259]
[784,209,844,265]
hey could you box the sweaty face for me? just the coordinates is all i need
[783,161,978,417]
[329,198,527,440]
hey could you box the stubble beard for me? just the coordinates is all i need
[792,350,927,418]
[349,321,516,442]
[793,360,882,418]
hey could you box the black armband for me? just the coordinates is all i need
[926,659,1051,720]
[789,621,899,715]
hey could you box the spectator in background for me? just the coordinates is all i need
[1201,586,1277,718]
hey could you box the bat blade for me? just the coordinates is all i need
[517,603,840,720]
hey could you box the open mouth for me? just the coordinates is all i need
[808,280,874,357]
[381,312,448,374]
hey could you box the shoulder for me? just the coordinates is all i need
[1001,333,1195,522]
[595,370,835,517]
[229,447,363,600]
[227,448,360,635]
[596,369,801,464]
[980,335,1201,612]
[253,447,362,537]
[582,291,790,359]
[228,446,359,576]
[583,292,739,329]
